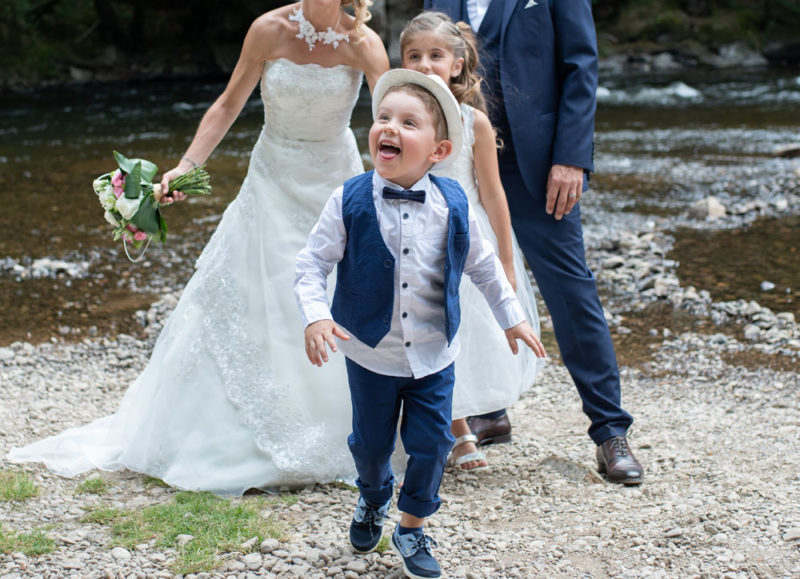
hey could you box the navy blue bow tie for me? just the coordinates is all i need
[382,186,426,204]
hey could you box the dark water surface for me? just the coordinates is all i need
[1,70,799,356]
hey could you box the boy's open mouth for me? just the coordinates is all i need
[378,141,401,160]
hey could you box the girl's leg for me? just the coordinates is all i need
[450,417,488,470]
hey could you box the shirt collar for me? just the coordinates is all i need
[373,171,432,195]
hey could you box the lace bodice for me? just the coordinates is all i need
[261,58,363,141]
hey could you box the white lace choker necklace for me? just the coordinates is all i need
[289,6,349,51]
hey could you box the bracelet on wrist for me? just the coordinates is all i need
[182,155,199,168]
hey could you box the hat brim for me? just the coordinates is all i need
[372,69,463,171]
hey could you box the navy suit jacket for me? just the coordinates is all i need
[424,0,598,195]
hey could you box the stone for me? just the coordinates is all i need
[111,547,131,561]
[243,552,262,569]
[687,196,726,219]
[784,528,800,542]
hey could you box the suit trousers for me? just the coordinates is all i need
[345,358,455,519]
[500,159,633,444]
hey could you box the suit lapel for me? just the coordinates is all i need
[501,0,522,38]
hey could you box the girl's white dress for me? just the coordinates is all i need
[9,75,541,495]
[436,104,544,420]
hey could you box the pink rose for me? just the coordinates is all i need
[133,231,148,242]
[111,169,125,198]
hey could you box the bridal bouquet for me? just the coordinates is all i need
[93,151,211,261]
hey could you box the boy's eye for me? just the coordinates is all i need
[403,119,416,127]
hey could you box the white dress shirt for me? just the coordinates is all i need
[295,171,524,378]
[466,0,493,32]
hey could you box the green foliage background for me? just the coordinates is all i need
[1,0,799,87]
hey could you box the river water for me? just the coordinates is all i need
[1,69,798,352]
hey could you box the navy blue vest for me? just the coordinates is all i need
[330,171,470,348]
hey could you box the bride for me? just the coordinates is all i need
[9,0,389,495]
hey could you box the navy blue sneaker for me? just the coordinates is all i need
[390,527,441,579]
[349,497,390,553]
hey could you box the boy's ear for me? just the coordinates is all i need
[429,139,453,165]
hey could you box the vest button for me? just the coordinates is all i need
[403,213,409,219]
[383,258,392,268]
[404,341,411,348]
[402,282,408,289]
[403,248,409,255]
[402,312,408,319]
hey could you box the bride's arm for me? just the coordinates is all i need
[353,27,389,94]
[158,16,277,201]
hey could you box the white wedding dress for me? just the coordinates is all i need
[10,72,542,495]
[9,59,365,495]
[436,104,544,419]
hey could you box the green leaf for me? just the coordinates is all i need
[157,212,168,243]
[113,151,159,182]
[124,162,142,200]
[129,195,162,234]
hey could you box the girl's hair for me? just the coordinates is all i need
[343,0,373,36]
[399,11,487,115]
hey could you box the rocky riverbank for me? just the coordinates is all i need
[2,169,800,577]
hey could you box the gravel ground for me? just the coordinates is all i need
[2,300,799,578]
[2,185,800,577]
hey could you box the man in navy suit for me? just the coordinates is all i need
[424,0,644,484]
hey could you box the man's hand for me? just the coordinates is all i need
[546,164,584,220]
[304,319,350,366]
[504,321,546,358]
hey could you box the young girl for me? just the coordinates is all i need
[400,11,545,471]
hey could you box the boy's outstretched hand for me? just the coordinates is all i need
[304,319,350,366]
[505,321,547,358]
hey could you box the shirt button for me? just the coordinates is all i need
[383,258,393,268]
[402,282,408,289]
[383,315,390,324]
[402,312,408,319]
[402,248,409,255]
[403,213,409,219]
[405,341,411,348]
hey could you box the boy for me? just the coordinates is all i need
[294,69,546,579]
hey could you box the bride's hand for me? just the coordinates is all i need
[156,161,193,204]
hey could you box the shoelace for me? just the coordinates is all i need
[356,503,388,525]
[408,534,438,554]
[610,436,630,457]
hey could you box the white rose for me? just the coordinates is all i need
[104,211,119,226]
[115,194,142,220]
[93,177,108,194]
[100,188,117,211]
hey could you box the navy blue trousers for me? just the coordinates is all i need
[345,358,455,519]
[501,160,633,444]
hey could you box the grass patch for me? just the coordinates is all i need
[0,526,55,556]
[76,477,111,495]
[106,491,285,574]
[0,469,38,502]
[143,476,170,488]
[330,480,359,493]
[81,506,125,525]
[376,534,390,553]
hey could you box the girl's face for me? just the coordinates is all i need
[402,33,464,87]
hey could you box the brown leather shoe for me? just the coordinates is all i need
[596,435,644,485]
[467,415,512,446]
